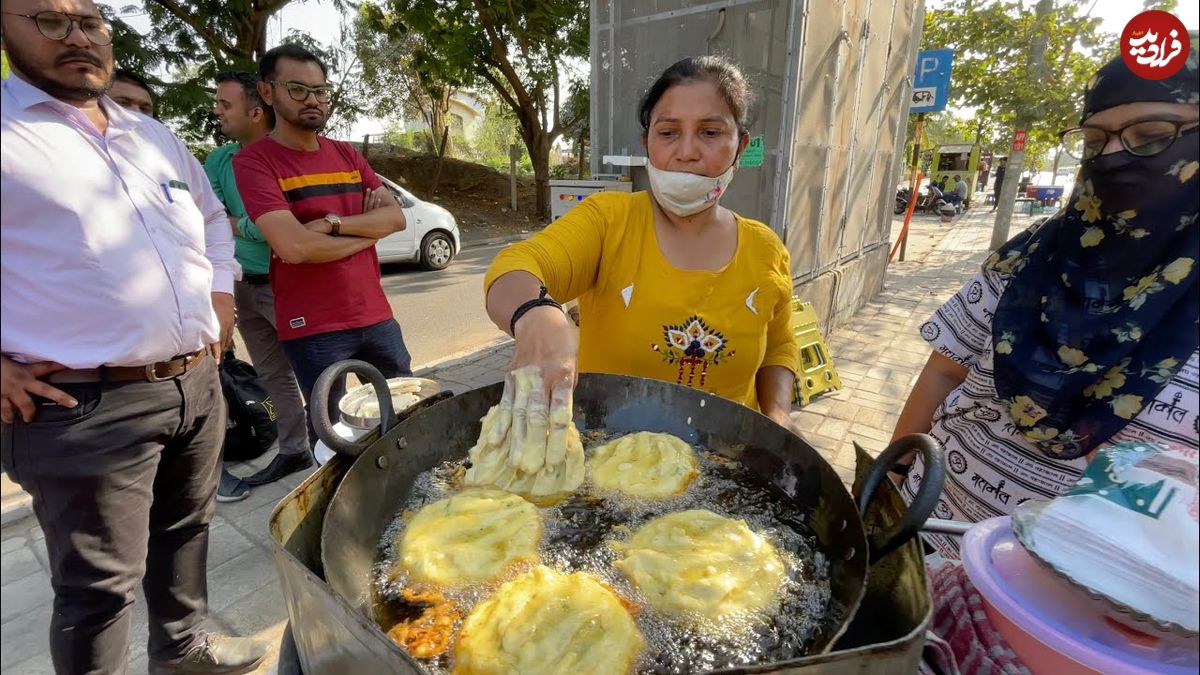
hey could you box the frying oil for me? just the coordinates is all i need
[373,433,834,674]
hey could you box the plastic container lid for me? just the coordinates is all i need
[960,516,1199,675]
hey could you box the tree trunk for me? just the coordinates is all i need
[251,14,270,62]
[576,133,586,179]
[992,141,1027,250]
[427,105,447,154]
[430,126,450,196]
[991,0,1053,250]
[527,131,552,220]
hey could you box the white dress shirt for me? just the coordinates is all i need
[1,75,240,368]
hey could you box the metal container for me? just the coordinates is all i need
[268,426,931,673]
[338,377,441,431]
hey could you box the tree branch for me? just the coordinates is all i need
[472,0,539,135]
[256,0,293,13]
[147,0,236,62]
[550,60,561,135]
[479,67,535,144]
[479,68,520,121]
[505,0,531,60]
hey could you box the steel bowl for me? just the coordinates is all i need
[338,377,441,431]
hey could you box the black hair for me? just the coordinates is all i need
[258,44,328,82]
[216,70,274,126]
[638,56,752,136]
[216,71,264,108]
[113,69,154,99]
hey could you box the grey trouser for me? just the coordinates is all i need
[234,280,310,457]
[0,358,223,674]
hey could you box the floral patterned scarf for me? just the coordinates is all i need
[988,41,1200,460]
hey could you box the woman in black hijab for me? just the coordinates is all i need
[891,35,1199,558]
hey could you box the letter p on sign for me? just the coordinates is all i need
[918,55,939,81]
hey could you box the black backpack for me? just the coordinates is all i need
[219,351,279,462]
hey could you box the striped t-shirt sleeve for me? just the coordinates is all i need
[232,148,290,222]
[920,268,1005,368]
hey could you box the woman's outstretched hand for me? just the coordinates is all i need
[486,305,578,461]
[510,304,578,405]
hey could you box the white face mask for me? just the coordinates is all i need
[645,160,736,217]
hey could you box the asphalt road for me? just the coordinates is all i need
[379,242,509,369]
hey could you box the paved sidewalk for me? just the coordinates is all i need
[0,207,1035,674]
[795,210,1033,483]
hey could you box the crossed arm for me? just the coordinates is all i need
[254,187,406,265]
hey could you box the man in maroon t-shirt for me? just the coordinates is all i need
[233,45,411,484]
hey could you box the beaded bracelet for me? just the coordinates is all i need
[509,286,564,336]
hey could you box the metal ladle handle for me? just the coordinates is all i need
[310,360,395,459]
[922,518,972,536]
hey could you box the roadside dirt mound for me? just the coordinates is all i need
[367,149,543,241]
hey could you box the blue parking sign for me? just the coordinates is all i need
[910,49,954,113]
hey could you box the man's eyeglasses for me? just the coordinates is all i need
[271,81,333,103]
[1060,119,1199,160]
[1,10,113,46]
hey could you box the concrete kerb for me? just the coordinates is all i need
[413,337,513,377]
[460,233,530,250]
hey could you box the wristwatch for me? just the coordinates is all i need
[324,213,342,236]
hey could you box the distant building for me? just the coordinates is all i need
[394,91,486,142]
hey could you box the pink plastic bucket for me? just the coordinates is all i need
[959,517,1198,675]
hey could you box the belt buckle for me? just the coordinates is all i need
[144,361,172,383]
[145,351,200,382]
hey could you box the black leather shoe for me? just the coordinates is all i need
[243,452,313,487]
[148,634,268,674]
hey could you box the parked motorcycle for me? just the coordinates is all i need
[919,184,948,214]
[896,184,955,216]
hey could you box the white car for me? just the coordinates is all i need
[375,175,461,270]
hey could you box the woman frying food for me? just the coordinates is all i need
[481,56,800,464]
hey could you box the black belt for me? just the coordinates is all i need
[242,274,270,285]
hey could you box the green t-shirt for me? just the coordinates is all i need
[204,143,271,275]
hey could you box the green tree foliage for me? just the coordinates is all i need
[109,1,379,140]
[1144,0,1179,12]
[457,94,529,172]
[919,0,1111,170]
[371,0,589,219]
[355,5,471,155]
[109,1,307,140]
[560,79,589,178]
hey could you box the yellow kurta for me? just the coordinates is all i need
[485,191,797,410]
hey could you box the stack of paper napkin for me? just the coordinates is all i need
[1013,441,1198,633]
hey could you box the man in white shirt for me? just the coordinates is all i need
[954,174,970,203]
[0,2,266,673]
